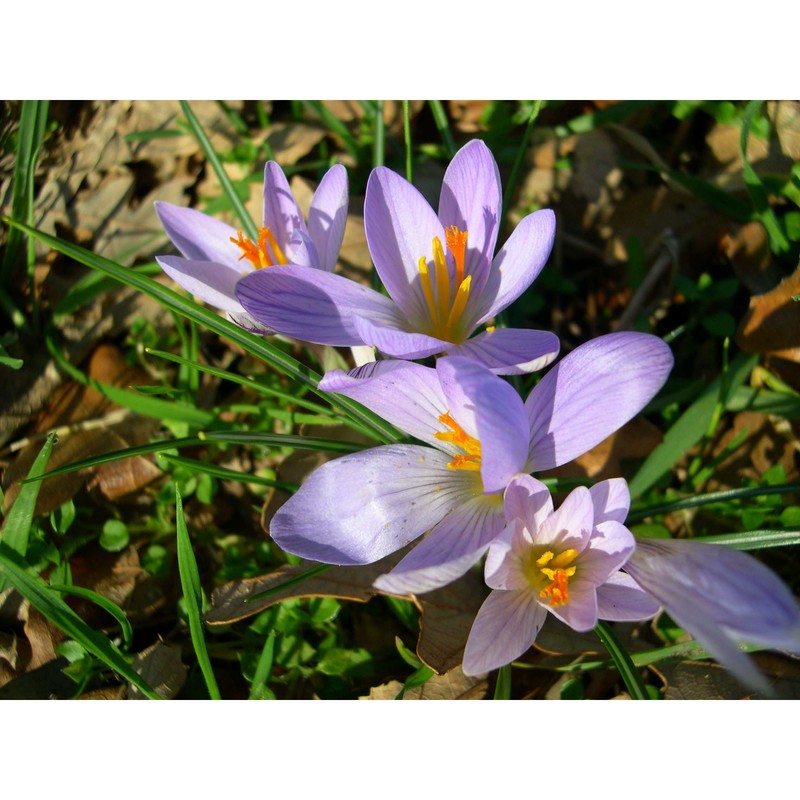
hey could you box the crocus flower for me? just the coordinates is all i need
[236,139,559,374]
[625,537,800,692]
[462,475,659,676]
[269,332,673,595]
[154,161,348,332]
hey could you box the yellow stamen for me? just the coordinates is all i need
[230,226,288,269]
[529,547,579,607]
[416,227,472,342]
[434,411,482,471]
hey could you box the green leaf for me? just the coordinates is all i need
[180,101,257,241]
[1,216,399,444]
[0,432,56,569]
[629,352,757,498]
[493,664,512,700]
[0,545,159,699]
[100,520,130,552]
[175,486,221,699]
[693,529,800,550]
[49,583,134,651]
[594,620,649,700]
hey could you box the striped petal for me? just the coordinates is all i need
[269,445,468,565]
[307,164,348,271]
[462,589,547,675]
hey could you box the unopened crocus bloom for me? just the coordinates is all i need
[269,332,673,595]
[236,139,559,374]
[626,537,800,692]
[155,162,348,332]
[462,475,659,676]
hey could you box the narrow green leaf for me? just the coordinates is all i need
[429,100,457,158]
[49,584,134,651]
[160,453,296,492]
[594,620,649,700]
[144,347,344,419]
[243,563,334,604]
[303,101,362,161]
[175,486,221,699]
[180,100,257,241]
[0,432,56,562]
[402,100,413,182]
[693,529,800,550]
[373,100,385,168]
[2,100,49,293]
[493,664,512,699]
[628,352,757,498]
[0,545,159,699]
[1,216,400,444]
[249,630,277,700]
[628,483,800,524]
[501,100,543,231]
[740,100,790,254]
[45,330,214,427]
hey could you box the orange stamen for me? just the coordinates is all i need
[434,411,482,471]
[230,226,288,269]
[539,569,571,607]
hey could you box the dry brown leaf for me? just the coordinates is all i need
[128,641,187,700]
[2,343,161,516]
[736,264,800,362]
[414,569,488,674]
[362,666,488,700]
[703,410,799,492]
[206,552,405,626]
[720,220,782,296]
[448,101,490,133]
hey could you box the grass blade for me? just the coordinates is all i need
[594,620,649,700]
[1,216,400,443]
[180,100,257,241]
[1,100,49,301]
[493,663,512,699]
[693,529,800,550]
[428,100,457,158]
[0,432,56,564]
[628,352,757,498]
[49,584,134,651]
[501,100,543,231]
[402,100,413,182]
[175,486,221,699]
[248,630,277,699]
[0,545,159,699]
[628,484,800,524]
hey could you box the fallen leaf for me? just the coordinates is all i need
[127,641,187,700]
[414,569,488,674]
[736,264,800,362]
[206,552,405,626]
[362,665,488,700]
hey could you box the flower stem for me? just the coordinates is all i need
[594,620,649,700]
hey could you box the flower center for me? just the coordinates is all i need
[434,411,481,471]
[230,227,288,270]
[527,546,579,606]
[417,226,472,343]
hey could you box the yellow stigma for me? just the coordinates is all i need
[434,411,481,471]
[529,547,578,607]
[230,227,288,270]
[417,226,472,342]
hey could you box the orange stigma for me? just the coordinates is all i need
[230,227,288,270]
[531,548,578,606]
[434,411,481,471]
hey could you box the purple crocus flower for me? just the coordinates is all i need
[154,162,348,332]
[268,332,673,595]
[462,475,659,676]
[626,537,800,692]
[236,139,560,374]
